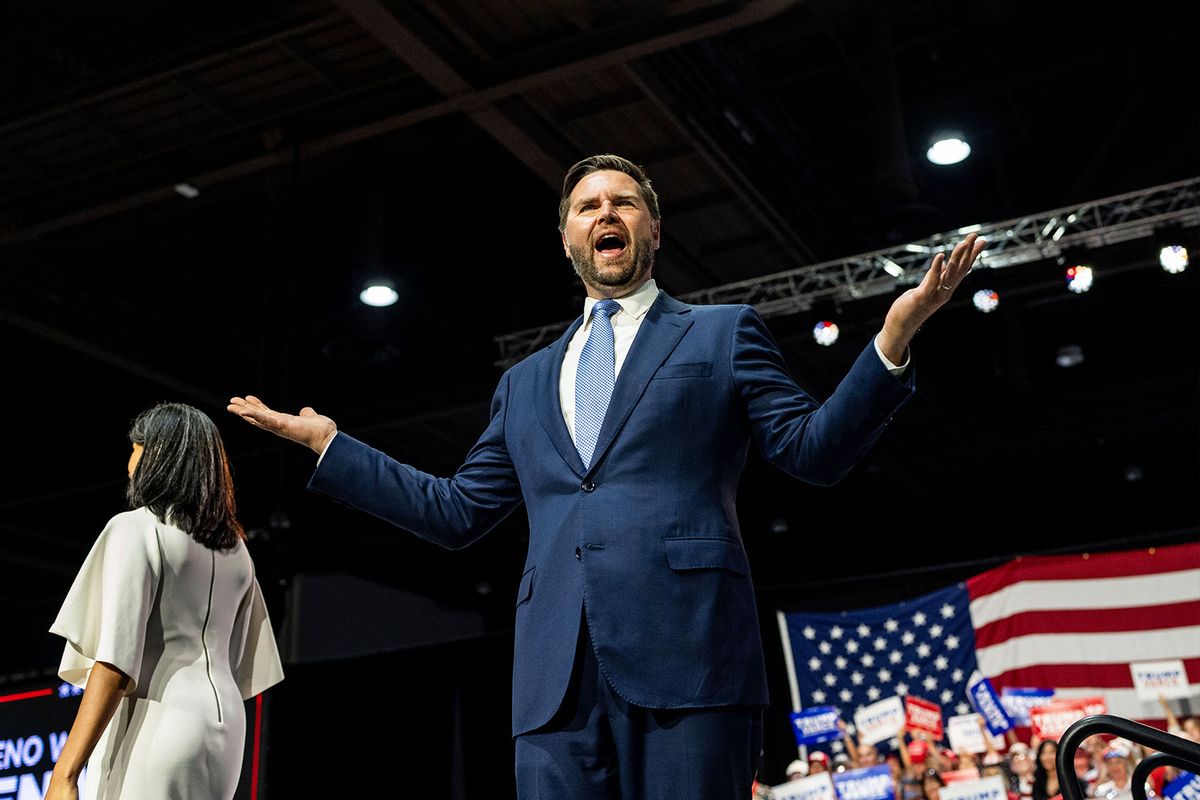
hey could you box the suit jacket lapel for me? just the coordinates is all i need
[586,292,692,475]
[533,316,587,477]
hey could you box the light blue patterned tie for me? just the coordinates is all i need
[575,299,621,469]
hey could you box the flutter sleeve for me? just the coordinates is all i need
[49,509,162,696]
[230,562,284,700]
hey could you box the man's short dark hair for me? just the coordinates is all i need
[558,154,661,231]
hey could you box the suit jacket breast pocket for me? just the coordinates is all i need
[653,361,713,380]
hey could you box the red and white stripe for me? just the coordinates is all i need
[967,541,1200,723]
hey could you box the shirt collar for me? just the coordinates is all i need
[582,278,660,324]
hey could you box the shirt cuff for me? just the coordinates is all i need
[315,432,338,467]
[874,334,910,377]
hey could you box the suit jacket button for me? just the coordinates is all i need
[581,481,595,492]
[575,546,582,560]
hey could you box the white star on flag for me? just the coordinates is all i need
[846,640,859,654]
[956,703,970,715]
[877,669,891,683]
[913,612,927,626]
[946,636,959,650]
[896,682,909,695]
[929,624,943,638]
[804,626,817,639]
[840,689,853,703]
[906,664,920,678]
[941,689,954,704]
[941,604,956,619]
[923,676,938,691]
[835,656,848,669]
[901,631,915,645]
[851,672,864,685]
[857,624,871,638]
[874,637,887,651]
[916,643,931,658]
[809,657,822,671]
[861,655,874,667]
[825,673,837,686]
[889,651,903,664]
[831,626,844,639]
[813,690,826,703]
[819,641,832,654]
[935,656,949,670]
[952,669,964,682]
[867,686,881,700]
[885,619,899,632]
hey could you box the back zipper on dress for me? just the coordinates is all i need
[200,549,222,723]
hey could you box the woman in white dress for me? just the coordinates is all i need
[46,403,284,800]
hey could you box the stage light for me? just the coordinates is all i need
[1066,264,1093,293]
[972,289,999,313]
[813,320,839,346]
[174,182,199,199]
[883,259,905,277]
[359,280,398,307]
[1056,344,1084,368]
[1159,244,1188,274]
[926,137,971,166]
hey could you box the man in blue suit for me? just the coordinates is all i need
[230,154,985,798]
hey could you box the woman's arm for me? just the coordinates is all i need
[45,662,131,799]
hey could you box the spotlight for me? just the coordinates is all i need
[972,289,999,313]
[1066,264,1093,293]
[1159,244,1188,274]
[360,279,398,307]
[173,182,200,199]
[1056,344,1085,368]
[926,135,971,166]
[813,320,839,346]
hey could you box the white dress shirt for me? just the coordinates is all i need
[557,278,909,445]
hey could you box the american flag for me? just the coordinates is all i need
[779,541,1200,745]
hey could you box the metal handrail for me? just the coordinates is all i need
[1057,715,1200,800]
[1131,752,1198,800]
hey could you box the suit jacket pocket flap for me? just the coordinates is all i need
[516,566,535,606]
[653,361,712,379]
[663,537,746,575]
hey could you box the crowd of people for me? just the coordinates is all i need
[761,700,1200,800]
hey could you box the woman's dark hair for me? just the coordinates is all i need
[1032,739,1059,800]
[127,402,244,550]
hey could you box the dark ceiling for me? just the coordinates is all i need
[2,0,1197,682]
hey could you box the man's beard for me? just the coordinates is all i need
[568,235,654,295]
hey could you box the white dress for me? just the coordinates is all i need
[50,507,284,800]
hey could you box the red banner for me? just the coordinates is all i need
[1029,696,1107,740]
[905,696,944,739]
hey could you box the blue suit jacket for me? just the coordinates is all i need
[309,292,914,736]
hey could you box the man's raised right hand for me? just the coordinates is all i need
[228,395,338,456]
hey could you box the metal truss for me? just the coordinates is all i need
[495,177,1200,366]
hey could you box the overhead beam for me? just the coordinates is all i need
[2,0,798,242]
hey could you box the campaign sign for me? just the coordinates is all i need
[905,695,944,739]
[774,771,838,800]
[854,696,906,746]
[939,776,1009,800]
[1029,696,1107,740]
[791,706,844,747]
[1162,771,1200,800]
[1130,660,1192,701]
[947,714,1005,755]
[1000,688,1053,727]
[833,765,894,800]
[942,769,983,785]
[966,671,1013,735]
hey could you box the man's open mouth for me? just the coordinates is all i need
[594,233,627,259]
